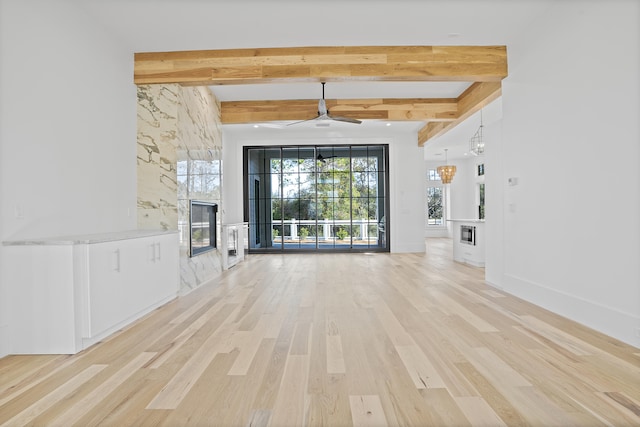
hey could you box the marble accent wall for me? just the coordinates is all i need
[137,85,179,230]
[137,84,224,293]
[176,86,224,293]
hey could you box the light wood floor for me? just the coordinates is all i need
[1,238,639,426]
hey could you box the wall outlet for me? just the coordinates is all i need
[14,205,24,219]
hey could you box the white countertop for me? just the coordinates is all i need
[2,229,178,246]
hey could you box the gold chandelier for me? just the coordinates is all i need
[437,148,456,184]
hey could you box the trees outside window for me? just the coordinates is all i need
[427,187,444,225]
[245,145,389,252]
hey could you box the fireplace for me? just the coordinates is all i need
[189,200,218,256]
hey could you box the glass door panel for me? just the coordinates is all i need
[245,145,389,253]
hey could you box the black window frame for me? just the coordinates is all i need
[243,144,390,253]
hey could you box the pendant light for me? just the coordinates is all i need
[469,109,485,156]
[437,148,456,184]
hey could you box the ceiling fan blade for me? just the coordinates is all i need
[327,114,362,124]
[286,116,319,126]
[254,122,286,129]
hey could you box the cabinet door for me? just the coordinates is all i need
[135,234,179,309]
[156,234,179,296]
[86,235,179,340]
[87,239,131,337]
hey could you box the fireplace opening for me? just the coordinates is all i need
[190,200,218,256]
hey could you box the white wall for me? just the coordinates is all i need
[389,131,427,253]
[484,120,504,287]
[0,1,137,240]
[449,157,480,220]
[223,126,426,253]
[489,0,640,347]
[0,1,137,357]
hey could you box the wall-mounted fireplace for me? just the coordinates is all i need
[460,225,476,246]
[190,200,218,256]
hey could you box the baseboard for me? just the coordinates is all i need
[392,241,426,253]
[82,293,177,351]
[0,324,8,359]
[494,274,640,349]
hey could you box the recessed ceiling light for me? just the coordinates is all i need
[386,123,391,127]
[253,124,259,128]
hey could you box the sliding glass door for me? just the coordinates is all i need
[244,145,389,253]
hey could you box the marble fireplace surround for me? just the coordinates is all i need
[137,84,224,293]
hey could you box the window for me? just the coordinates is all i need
[190,200,217,256]
[244,145,389,252]
[477,163,485,176]
[428,169,441,181]
[478,183,485,220]
[427,187,444,225]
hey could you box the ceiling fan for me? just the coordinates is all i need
[288,82,362,126]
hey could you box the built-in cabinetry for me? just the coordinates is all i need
[448,219,485,267]
[2,230,178,354]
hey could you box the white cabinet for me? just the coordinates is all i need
[2,230,178,354]
[84,234,178,344]
[449,220,485,267]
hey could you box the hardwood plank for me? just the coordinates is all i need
[349,394,388,427]
[428,289,499,333]
[395,345,447,390]
[454,396,508,427]
[227,315,270,375]
[0,365,106,426]
[47,352,156,426]
[269,355,310,427]
[467,347,532,388]
[246,409,271,427]
[146,298,232,369]
[0,355,74,407]
[146,305,240,409]
[419,388,473,427]
[326,335,346,374]
[454,361,529,426]
[249,307,298,411]
[600,391,640,421]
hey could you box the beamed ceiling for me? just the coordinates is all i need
[133,45,507,146]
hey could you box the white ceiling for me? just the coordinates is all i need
[73,0,554,160]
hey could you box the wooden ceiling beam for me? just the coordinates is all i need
[221,98,458,124]
[417,81,502,146]
[134,45,508,85]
